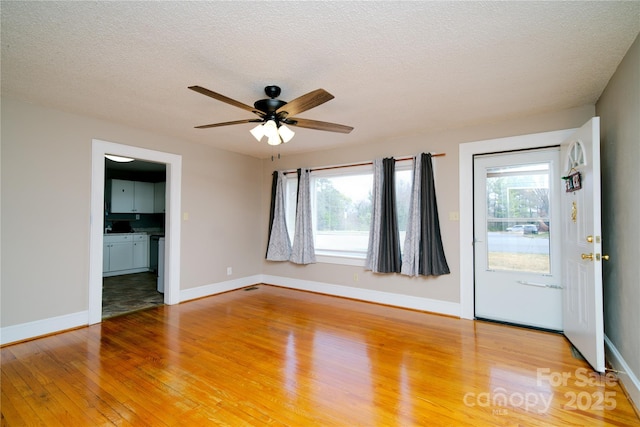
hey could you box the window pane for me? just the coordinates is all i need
[395,169,412,251]
[485,163,551,273]
[282,165,414,260]
[314,174,372,256]
[285,177,298,243]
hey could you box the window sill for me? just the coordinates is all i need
[315,253,366,267]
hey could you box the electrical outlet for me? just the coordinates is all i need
[135,214,140,220]
[449,211,460,221]
[353,273,359,282]
[227,267,232,276]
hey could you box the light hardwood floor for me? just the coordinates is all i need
[1,285,638,426]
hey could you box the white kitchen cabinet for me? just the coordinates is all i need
[103,233,149,276]
[135,182,154,213]
[132,234,149,268]
[111,179,134,212]
[103,242,110,272]
[109,241,135,271]
[103,234,134,273]
[154,182,166,213]
[110,179,155,213]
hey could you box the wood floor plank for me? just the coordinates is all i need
[2,285,638,426]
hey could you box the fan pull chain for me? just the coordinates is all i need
[270,146,282,162]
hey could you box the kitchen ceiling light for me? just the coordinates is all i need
[105,154,135,163]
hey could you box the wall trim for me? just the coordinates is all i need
[605,335,640,410]
[180,275,263,302]
[1,311,88,346]
[261,275,460,317]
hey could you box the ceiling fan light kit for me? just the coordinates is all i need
[250,120,295,145]
[188,84,353,146]
[277,124,295,143]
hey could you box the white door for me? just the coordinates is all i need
[474,148,563,330]
[560,118,605,372]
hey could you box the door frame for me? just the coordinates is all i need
[89,139,182,325]
[458,129,575,319]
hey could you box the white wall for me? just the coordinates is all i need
[0,96,606,338]
[260,105,595,307]
[1,98,264,328]
[596,33,640,406]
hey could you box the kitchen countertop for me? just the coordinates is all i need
[104,231,164,236]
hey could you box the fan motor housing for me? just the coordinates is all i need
[254,98,287,114]
[264,85,281,98]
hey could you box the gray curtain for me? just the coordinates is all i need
[290,168,316,264]
[266,171,278,257]
[401,156,422,276]
[365,159,383,271]
[366,158,402,273]
[401,153,449,276]
[266,171,292,261]
[418,153,449,275]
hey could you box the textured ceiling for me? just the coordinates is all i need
[2,1,639,159]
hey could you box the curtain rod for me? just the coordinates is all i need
[283,152,445,175]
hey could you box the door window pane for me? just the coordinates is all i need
[485,163,551,273]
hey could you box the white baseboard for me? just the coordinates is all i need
[605,334,640,410]
[261,275,461,317]
[179,275,262,303]
[1,275,461,346]
[1,311,88,346]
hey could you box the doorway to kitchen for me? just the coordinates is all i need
[102,157,166,318]
[89,139,182,325]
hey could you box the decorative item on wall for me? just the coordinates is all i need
[188,85,353,146]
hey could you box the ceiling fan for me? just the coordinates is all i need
[188,85,354,145]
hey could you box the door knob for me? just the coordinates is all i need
[581,253,593,261]
[602,255,610,261]
[586,235,593,243]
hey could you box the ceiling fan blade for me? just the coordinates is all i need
[287,117,353,134]
[194,119,262,129]
[276,89,334,117]
[188,86,263,116]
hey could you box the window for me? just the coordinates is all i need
[485,162,551,274]
[284,163,412,264]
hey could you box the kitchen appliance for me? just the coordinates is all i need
[157,237,165,293]
[149,235,162,272]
